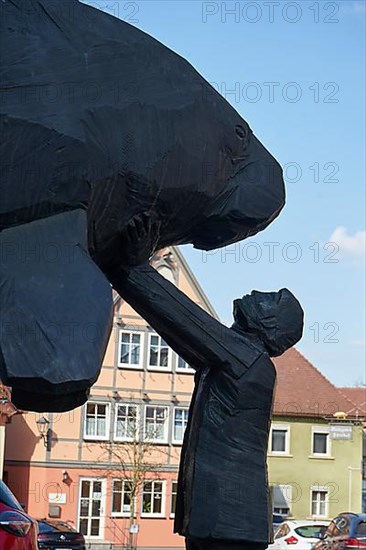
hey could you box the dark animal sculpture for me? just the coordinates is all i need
[0,0,285,412]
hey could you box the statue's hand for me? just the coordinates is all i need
[94,213,161,277]
[119,213,161,268]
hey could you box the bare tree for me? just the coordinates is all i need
[98,402,169,549]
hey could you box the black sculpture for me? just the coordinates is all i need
[108,216,304,549]
[1,0,285,411]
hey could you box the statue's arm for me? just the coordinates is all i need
[110,263,251,374]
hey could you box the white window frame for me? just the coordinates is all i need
[118,330,144,369]
[78,477,106,540]
[172,407,189,444]
[310,486,329,518]
[141,480,166,518]
[147,333,172,371]
[114,403,139,442]
[84,402,110,441]
[170,480,178,518]
[269,424,290,455]
[311,426,331,457]
[176,355,195,373]
[144,405,169,443]
[111,479,134,518]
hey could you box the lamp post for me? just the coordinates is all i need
[36,416,52,451]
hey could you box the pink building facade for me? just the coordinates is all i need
[4,248,217,549]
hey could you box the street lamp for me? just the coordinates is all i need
[171,394,179,404]
[36,416,52,451]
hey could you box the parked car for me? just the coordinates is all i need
[269,520,329,550]
[313,512,366,550]
[37,519,86,550]
[0,479,38,550]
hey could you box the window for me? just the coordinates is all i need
[144,406,169,442]
[311,489,328,517]
[173,408,189,443]
[112,480,133,516]
[313,433,328,454]
[176,356,194,373]
[118,331,143,368]
[272,430,287,453]
[84,403,109,440]
[170,481,178,517]
[294,525,328,538]
[141,481,165,517]
[148,334,170,370]
[312,428,330,456]
[274,524,290,539]
[270,426,290,454]
[115,404,138,441]
[78,479,106,538]
[157,265,176,284]
[272,485,292,516]
[274,507,290,515]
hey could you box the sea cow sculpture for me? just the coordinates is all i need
[0,0,285,412]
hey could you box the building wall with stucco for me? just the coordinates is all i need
[268,416,363,520]
[4,248,212,549]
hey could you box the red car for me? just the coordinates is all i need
[0,480,38,549]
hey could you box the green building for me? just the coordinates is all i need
[269,349,364,520]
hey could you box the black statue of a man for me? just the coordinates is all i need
[109,216,304,550]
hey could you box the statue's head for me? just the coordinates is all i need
[232,289,304,357]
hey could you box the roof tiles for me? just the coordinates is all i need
[272,348,362,418]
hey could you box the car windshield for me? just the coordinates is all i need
[0,480,23,510]
[356,522,366,536]
[295,525,327,538]
[38,521,76,533]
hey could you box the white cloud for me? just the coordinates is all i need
[329,226,366,263]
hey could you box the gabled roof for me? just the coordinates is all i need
[112,246,218,318]
[273,348,361,418]
[174,247,218,318]
[338,387,366,416]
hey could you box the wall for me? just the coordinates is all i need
[268,416,363,519]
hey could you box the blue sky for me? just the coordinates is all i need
[84,0,365,387]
